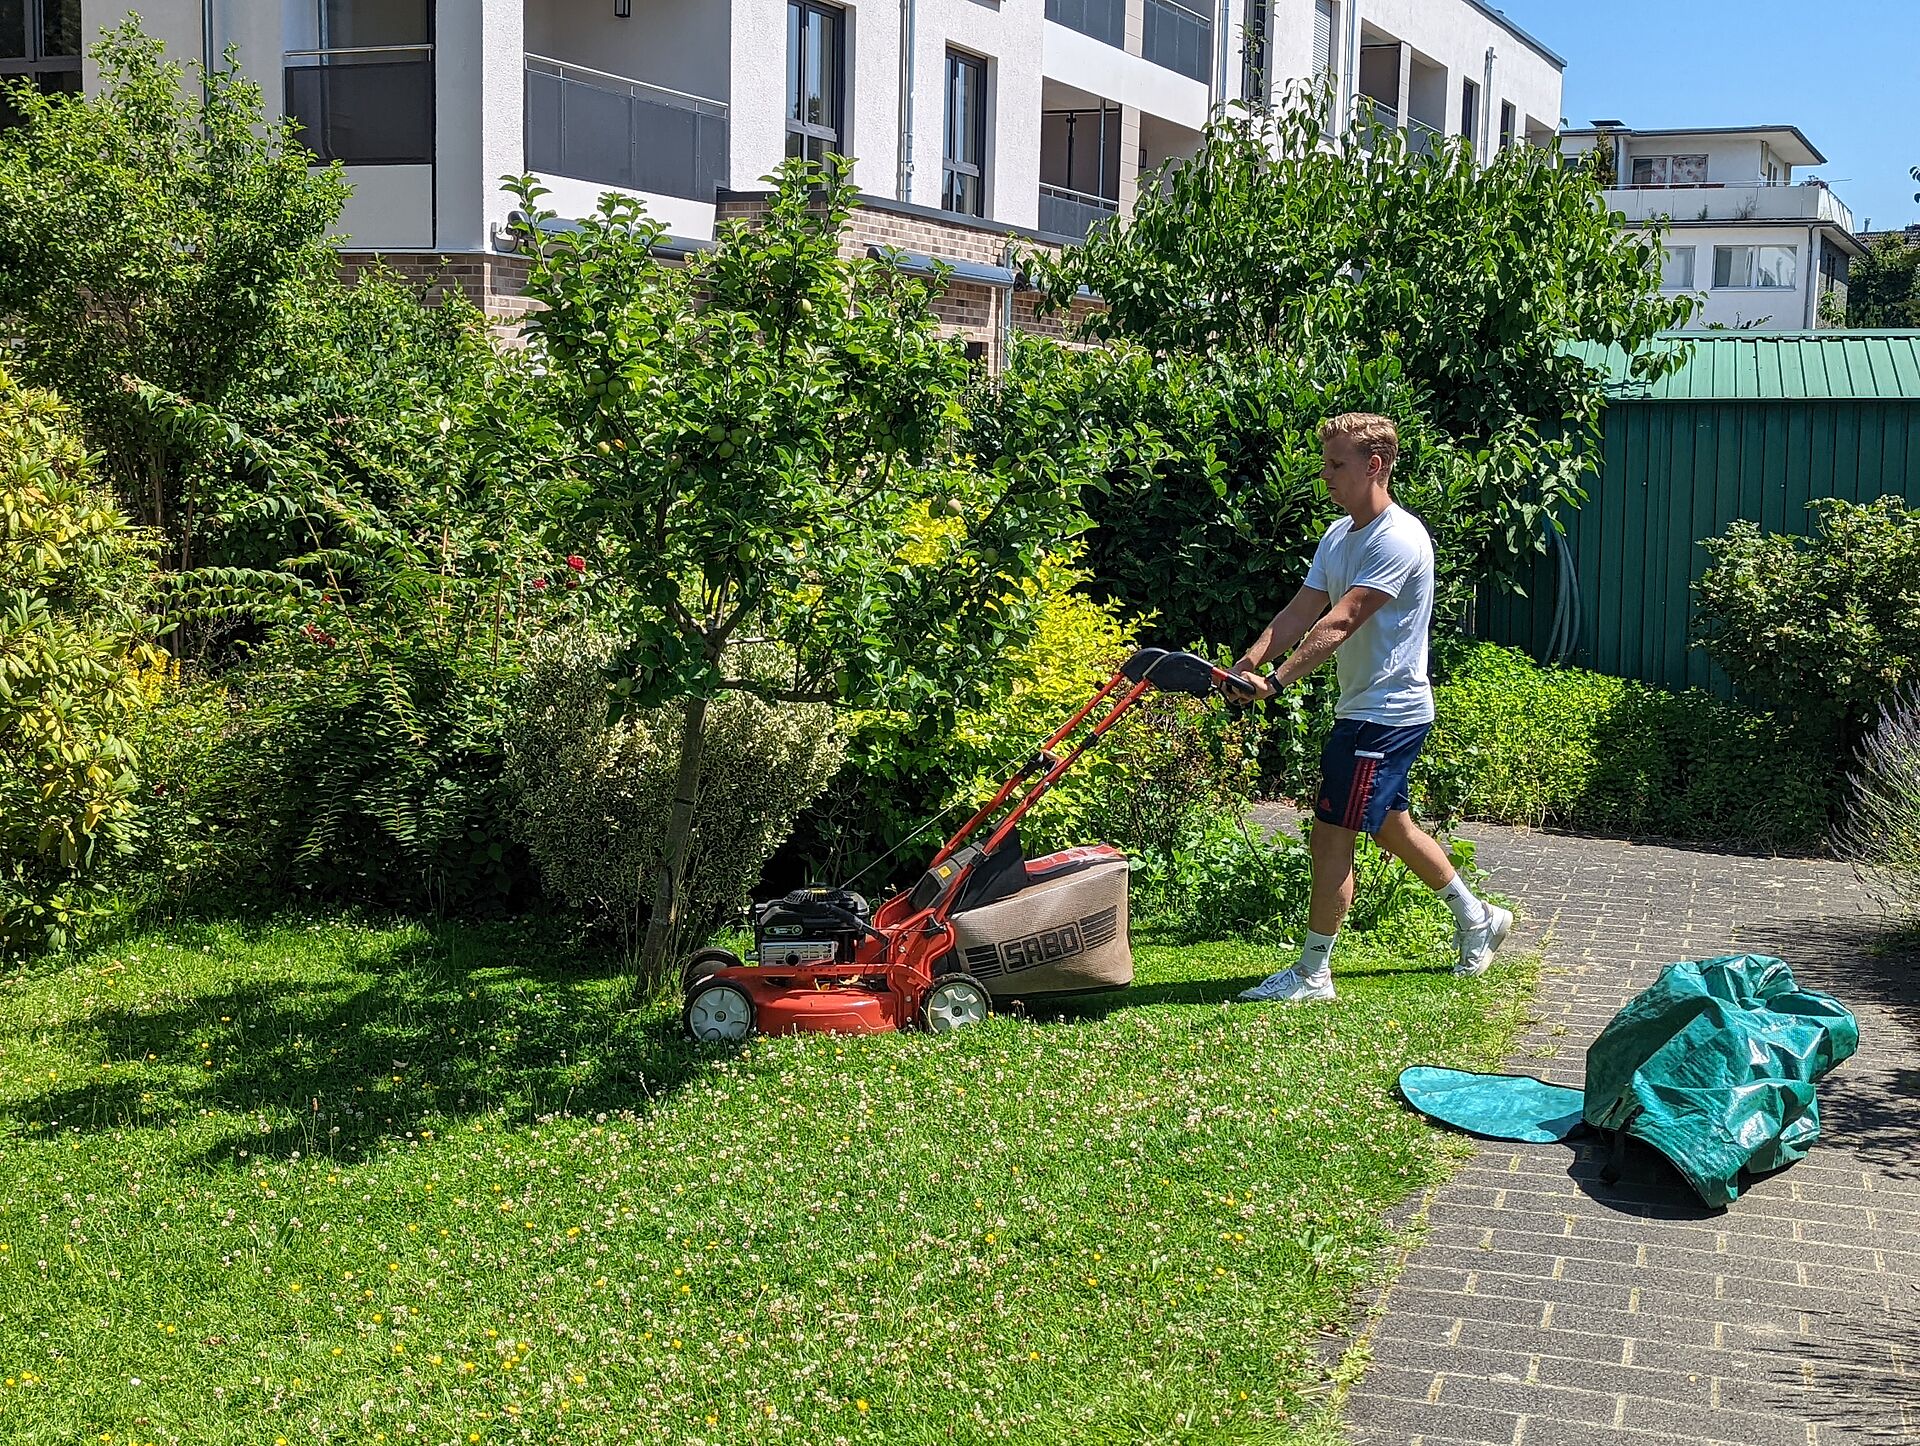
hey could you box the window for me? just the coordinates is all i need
[1660,246,1696,291]
[942,49,986,217]
[1241,0,1271,108]
[1312,0,1335,125]
[785,0,844,164]
[1498,100,1515,150]
[1629,153,1707,186]
[1460,77,1478,147]
[283,0,434,165]
[0,0,82,130]
[1713,245,1796,290]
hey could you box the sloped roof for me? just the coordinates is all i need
[1566,331,1920,401]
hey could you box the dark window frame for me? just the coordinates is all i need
[0,0,83,129]
[785,0,845,164]
[941,48,987,217]
[1498,99,1515,150]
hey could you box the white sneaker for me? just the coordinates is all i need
[1455,904,1514,977]
[1236,968,1336,1004]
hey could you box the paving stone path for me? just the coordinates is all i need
[1335,824,1920,1446]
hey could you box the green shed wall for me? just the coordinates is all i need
[1481,397,1920,694]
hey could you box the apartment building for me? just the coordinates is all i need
[12,1,1563,347]
[1560,123,1865,331]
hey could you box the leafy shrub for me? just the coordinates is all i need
[201,631,533,913]
[1425,644,1827,846]
[983,337,1500,657]
[1695,496,1920,752]
[1834,690,1920,929]
[109,660,232,905]
[1138,815,1461,946]
[0,369,160,955]
[507,629,850,956]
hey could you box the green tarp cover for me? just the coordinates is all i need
[1397,1067,1586,1143]
[1583,954,1858,1208]
[1397,956,1858,1210]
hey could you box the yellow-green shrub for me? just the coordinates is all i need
[800,549,1256,885]
[0,368,159,954]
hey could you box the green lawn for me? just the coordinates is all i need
[0,908,1534,1445]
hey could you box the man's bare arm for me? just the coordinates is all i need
[1268,585,1392,691]
[1235,586,1330,675]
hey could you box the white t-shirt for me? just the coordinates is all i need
[1303,503,1435,726]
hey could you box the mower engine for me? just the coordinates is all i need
[752,886,872,968]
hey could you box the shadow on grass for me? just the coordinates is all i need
[2,914,717,1171]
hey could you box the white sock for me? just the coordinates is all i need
[1437,874,1488,929]
[1299,929,1338,983]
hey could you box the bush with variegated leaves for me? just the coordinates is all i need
[0,367,160,955]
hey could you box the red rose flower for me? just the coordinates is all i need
[566,554,586,572]
[532,577,548,591]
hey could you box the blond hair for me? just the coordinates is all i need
[1318,413,1400,474]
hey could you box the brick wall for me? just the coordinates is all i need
[341,196,1106,365]
[338,252,537,321]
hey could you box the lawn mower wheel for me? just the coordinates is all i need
[684,980,755,1043]
[682,946,744,992]
[921,973,991,1033]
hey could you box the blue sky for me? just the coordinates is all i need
[1489,0,1919,232]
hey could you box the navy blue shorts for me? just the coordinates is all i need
[1314,719,1432,834]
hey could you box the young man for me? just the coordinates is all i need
[1229,413,1510,1003]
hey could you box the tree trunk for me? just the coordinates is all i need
[636,692,710,988]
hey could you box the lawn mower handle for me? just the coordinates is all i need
[932,648,1262,868]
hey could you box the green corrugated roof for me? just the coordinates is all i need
[1565,331,1920,402]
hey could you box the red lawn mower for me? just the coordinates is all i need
[681,648,1261,1042]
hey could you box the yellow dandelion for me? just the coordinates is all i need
[856,1399,869,1413]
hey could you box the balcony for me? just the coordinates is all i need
[1038,183,1119,240]
[524,54,727,204]
[1044,0,1126,49]
[1605,182,1855,231]
[1143,0,1212,83]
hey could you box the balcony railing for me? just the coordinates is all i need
[285,44,435,165]
[524,54,727,204]
[1143,0,1212,82]
[1604,181,1855,230]
[1407,117,1443,158]
[1044,0,1126,49]
[1353,96,1397,153]
[1038,183,1119,241]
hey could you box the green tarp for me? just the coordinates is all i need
[1398,955,1858,1209]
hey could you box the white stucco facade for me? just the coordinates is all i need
[62,0,1565,253]
[1242,0,1562,158]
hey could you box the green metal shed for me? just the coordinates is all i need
[1480,331,1920,694]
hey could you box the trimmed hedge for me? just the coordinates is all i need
[1422,645,1828,848]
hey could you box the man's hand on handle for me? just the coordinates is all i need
[1218,663,1278,704]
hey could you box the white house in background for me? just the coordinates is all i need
[1560,123,1865,331]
